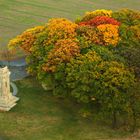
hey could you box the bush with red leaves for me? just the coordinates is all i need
[79,16,121,27]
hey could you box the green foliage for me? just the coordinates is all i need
[8,8,140,131]
[112,9,140,26]
[65,50,135,128]
[81,44,125,63]
[0,77,135,140]
[111,22,140,78]
[66,51,102,103]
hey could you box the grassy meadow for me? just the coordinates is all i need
[0,0,140,53]
[0,78,139,140]
[0,1,140,139]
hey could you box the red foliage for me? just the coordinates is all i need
[79,16,121,27]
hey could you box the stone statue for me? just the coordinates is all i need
[0,66,19,111]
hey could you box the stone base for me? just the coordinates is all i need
[0,95,19,111]
[42,83,53,91]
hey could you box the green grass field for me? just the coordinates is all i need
[0,77,139,140]
[0,0,140,52]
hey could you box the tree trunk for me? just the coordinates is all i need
[130,109,136,133]
[112,110,117,129]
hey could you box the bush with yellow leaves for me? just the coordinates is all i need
[8,9,140,131]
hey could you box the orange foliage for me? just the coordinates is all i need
[42,39,80,72]
[8,26,45,53]
[45,18,78,45]
[97,24,120,46]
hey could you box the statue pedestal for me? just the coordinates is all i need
[0,95,19,111]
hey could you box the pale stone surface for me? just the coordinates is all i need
[10,82,18,96]
[0,66,19,111]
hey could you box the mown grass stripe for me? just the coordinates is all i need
[0,0,140,54]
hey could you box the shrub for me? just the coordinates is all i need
[80,9,112,22]
[42,39,80,73]
[77,15,121,47]
[97,24,120,46]
[112,9,140,26]
[79,16,121,27]
[112,23,140,78]
[76,26,99,48]
[8,26,45,53]
[45,18,78,45]
[8,9,140,131]
[66,51,135,128]
[76,24,120,47]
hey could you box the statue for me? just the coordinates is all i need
[0,66,19,111]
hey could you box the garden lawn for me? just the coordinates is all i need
[0,77,139,140]
[0,0,140,54]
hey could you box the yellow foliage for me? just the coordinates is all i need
[45,18,78,45]
[8,26,45,52]
[82,9,112,21]
[42,39,80,72]
[77,24,120,47]
[97,24,120,46]
[130,25,140,40]
[77,26,99,48]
